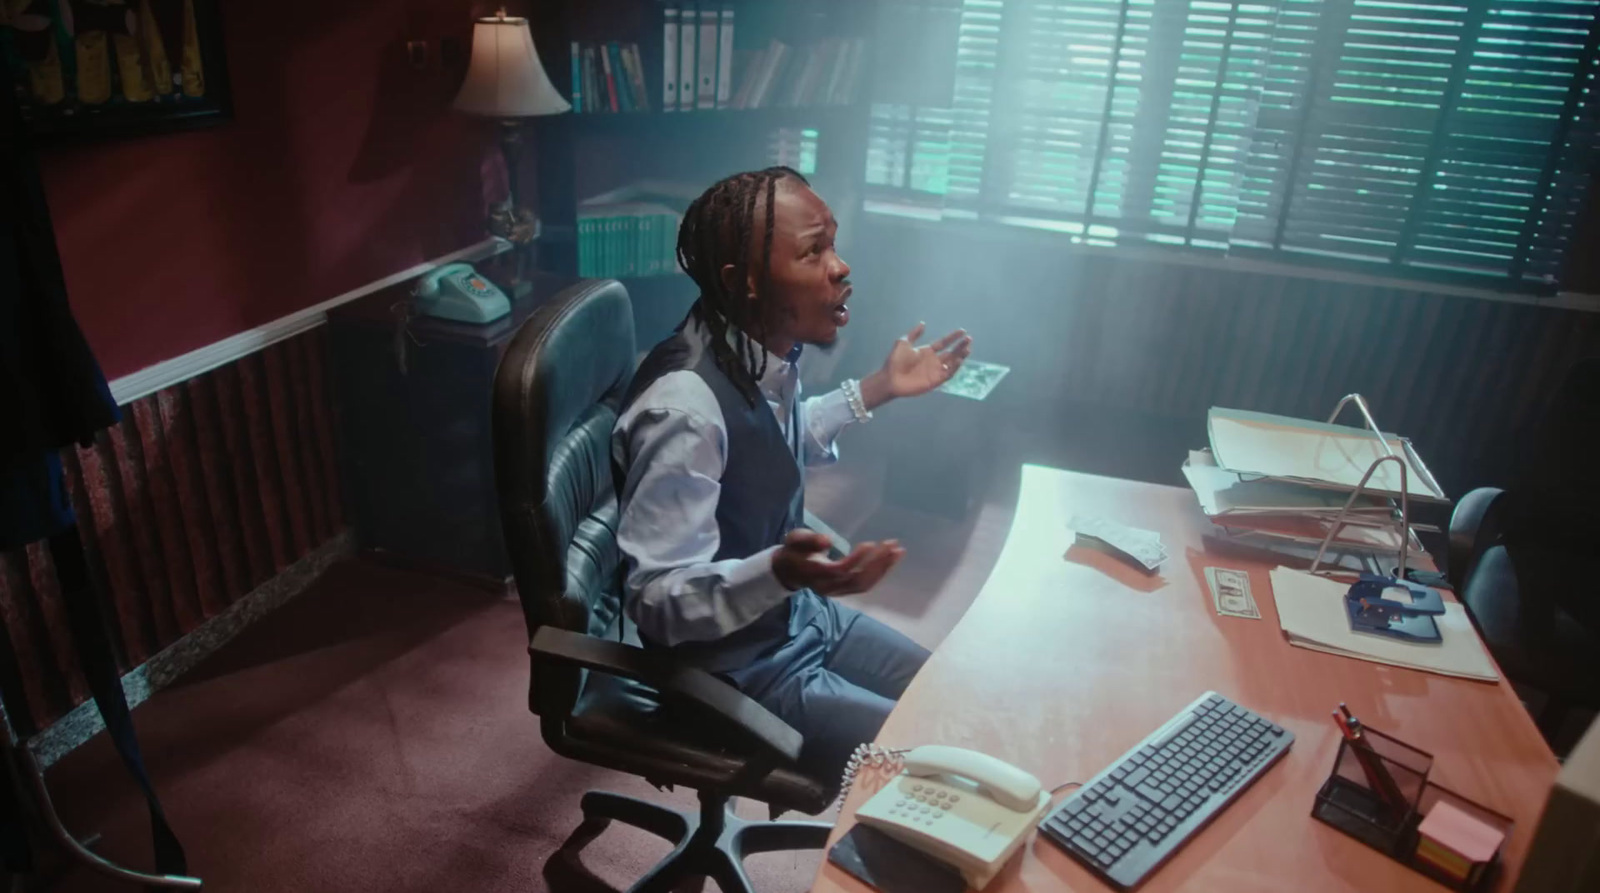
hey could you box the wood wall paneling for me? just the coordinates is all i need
[0,328,346,732]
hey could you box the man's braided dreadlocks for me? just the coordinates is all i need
[675,166,809,405]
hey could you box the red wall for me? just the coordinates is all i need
[37,0,518,380]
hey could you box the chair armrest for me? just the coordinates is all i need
[1448,487,1507,592]
[529,626,803,764]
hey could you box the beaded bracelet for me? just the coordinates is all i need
[842,378,873,423]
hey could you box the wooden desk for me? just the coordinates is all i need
[811,466,1559,893]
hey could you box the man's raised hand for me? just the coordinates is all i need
[859,322,974,409]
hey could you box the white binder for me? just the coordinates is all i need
[662,7,679,111]
[696,9,718,109]
[716,8,735,107]
[677,5,697,111]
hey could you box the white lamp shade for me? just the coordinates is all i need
[453,15,571,118]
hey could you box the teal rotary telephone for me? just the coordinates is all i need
[414,263,511,324]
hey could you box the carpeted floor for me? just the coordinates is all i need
[39,413,1123,892]
[42,557,842,893]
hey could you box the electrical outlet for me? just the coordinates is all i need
[405,40,429,70]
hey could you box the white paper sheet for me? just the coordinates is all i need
[1182,459,1374,517]
[1208,408,1446,501]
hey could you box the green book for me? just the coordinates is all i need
[605,217,618,277]
[577,217,594,276]
[640,214,652,276]
[613,217,626,277]
[648,214,661,276]
[611,216,625,277]
[626,214,638,277]
[579,201,685,279]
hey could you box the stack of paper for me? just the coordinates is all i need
[1182,405,1447,566]
[1416,801,1506,883]
[1207,407,1448,503]
[1268,568,1498,682]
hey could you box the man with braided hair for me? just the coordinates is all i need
[612,167,973,782]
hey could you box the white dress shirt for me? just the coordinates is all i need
[611,319,858,647]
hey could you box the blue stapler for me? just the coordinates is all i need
[1345,574,1445,643]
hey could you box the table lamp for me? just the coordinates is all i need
[453,9,570,292]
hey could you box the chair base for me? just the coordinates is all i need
[558,789,832,893]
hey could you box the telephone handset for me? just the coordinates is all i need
[855,745,1050,889]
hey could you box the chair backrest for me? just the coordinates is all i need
[1517,356,1600,503]
[492,279,637,652]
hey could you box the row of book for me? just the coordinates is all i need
[661,7,865,111]
[577,203,682,278]
[570,42,651,114]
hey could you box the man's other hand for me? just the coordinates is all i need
[772,529,905,596]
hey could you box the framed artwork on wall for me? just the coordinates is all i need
[2,0,231,139]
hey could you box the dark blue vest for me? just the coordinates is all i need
[618,305,823,670]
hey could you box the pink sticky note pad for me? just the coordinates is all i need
[1417,800,1505,863]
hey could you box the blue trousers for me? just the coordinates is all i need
[722,595,930,786]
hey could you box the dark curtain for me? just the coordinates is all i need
[1,67,120,474]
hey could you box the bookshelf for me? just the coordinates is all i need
[525,0,880,345]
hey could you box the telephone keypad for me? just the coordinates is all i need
[883,772,1035,840]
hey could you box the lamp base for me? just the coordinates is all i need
[481,244,535,299]
[487,119,538,291]
[485,194,541,293]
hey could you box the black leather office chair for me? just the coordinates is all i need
[1449,357,1600,744]
[491,280,833,893]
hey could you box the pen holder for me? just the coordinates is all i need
[1311,727,1513,893]
[1312,727,1432,853]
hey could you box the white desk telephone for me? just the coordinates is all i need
[855,745,1050,889]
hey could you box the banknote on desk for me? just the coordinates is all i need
[1070,514,1167,574]
[1205,567,1260,619]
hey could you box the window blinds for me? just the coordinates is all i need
[866,0,1001,207]
[998,0,1278,246]
[1232,0,1600,286]
[866,0,1600,291]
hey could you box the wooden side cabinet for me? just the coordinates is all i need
[326,272,578,586]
